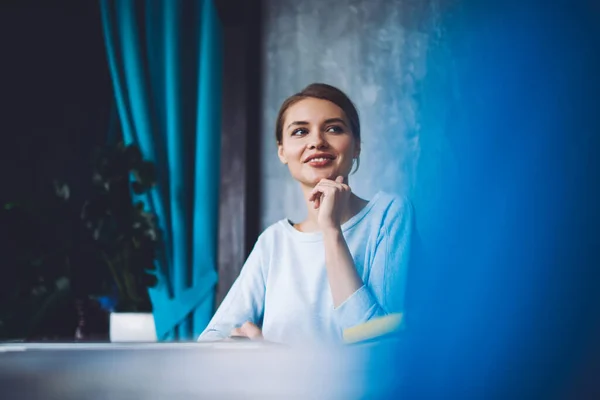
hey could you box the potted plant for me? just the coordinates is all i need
[0,141,160,342]
[80,141,160,341]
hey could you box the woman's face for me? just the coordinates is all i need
[278,97,359,187]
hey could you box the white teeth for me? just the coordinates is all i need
[310,157,329,162]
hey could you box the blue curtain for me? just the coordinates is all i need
[100,0,222,340]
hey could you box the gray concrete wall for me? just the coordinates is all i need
[259,0,456,239]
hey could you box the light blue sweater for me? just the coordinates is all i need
[198,192,415,345]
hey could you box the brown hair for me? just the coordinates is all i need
[275,83,361,172]
[275,83,361,145]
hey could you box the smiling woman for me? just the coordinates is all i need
[198,83,416,345]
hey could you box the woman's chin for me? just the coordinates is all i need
[302,171,338,185]
[292,165,351,186]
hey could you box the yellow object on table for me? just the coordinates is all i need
[342,313,404,344]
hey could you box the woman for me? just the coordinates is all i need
[199,83,415,345]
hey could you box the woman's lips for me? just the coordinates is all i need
[306,157,334,167]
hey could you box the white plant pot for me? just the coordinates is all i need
[109,312,157,342]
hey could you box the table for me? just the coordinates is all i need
[0,340,405,399]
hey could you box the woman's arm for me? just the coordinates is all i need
[309,176,362,307]
[322,228,363,307]
[198,239,267,341]
[310,178,414,331]
[332,198,414,331]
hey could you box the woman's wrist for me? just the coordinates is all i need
[321,224,343,237]
[321,226,345,245]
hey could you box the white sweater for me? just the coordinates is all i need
[198,192,415,345]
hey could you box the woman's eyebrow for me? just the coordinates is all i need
[323,118,347,126]
[286,118,347,130]
[286,121,309,130]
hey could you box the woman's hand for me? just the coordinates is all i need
[308,176,351,232]
[229,321,263,340]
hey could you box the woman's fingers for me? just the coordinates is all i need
[309,177,351,209]
[308,187,320,202]
[230,327,244,337]
[310,187,329,210]
[309,184,326,208]
[309,190,320,208]
[309,180,335,198]
[230,321,263,340]
[241,321,263,339]
[310,179,348,197]
[317,178,349,192]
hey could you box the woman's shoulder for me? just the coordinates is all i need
[371,191,413,217]
[367,191,414,232]
[242,221,291,265]
[252,219,293,247]
[373,191,412,208]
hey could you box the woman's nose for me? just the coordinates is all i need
[308,131,328,149]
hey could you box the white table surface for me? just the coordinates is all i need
[0,339,406,399]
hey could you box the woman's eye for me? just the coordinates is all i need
[326,125,344,133]
[291,128,308,136]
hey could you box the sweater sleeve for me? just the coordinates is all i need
[333,196,414,331]
[198,238,267,341]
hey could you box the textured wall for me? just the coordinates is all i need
[259,0,454,239]
[257,1,600,395]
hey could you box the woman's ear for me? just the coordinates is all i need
[354,143,361,159]
[277,143,288,164]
